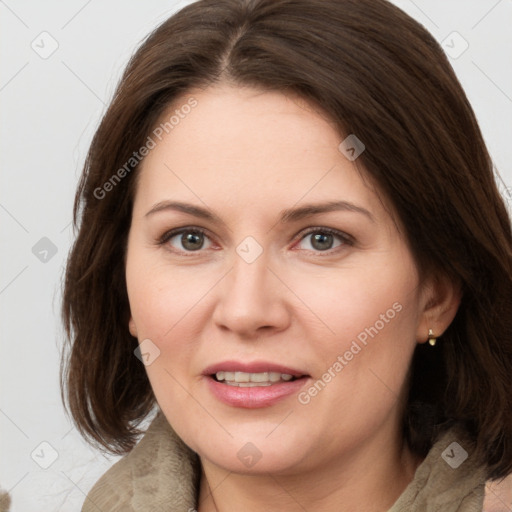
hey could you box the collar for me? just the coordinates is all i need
[82,413,485,511]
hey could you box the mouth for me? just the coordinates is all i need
[203,361,310,408]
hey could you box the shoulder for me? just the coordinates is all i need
[82,412,200,512]
[0,490,11,512]
[390,427,486,512]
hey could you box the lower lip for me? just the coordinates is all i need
[206,377,309,408]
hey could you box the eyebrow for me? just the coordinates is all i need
[145,200,375,224]
[280,200,375,223]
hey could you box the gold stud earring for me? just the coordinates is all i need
[428,328,437,346]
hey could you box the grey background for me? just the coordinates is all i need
[1,0,511,510]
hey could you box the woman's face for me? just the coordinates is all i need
[126,84,433,475]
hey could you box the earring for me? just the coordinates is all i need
[428,328,437,346]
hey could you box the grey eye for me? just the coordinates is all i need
[298,230,345,252]
[168,230,211,252]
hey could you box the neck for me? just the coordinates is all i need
[197,431,422,512]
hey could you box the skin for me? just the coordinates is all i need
[126,83,460,511]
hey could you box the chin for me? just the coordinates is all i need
[192,426,313,475]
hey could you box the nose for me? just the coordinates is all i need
[211,251,291,339]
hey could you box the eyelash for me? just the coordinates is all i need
[158,226,354,256]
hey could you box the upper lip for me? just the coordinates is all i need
[203,360,308,377]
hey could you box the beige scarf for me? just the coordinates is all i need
[81,412,485,512]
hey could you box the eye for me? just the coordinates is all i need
[295,228,352,252]
[160,227,213,253]
[158,226,352,255]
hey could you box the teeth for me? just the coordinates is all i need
[235,371,250,382]
[250,372,268,382]
[215,371,297,385]
[225,382,273,387]
[269,372,281,382]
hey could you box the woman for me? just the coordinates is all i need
[60,0,512,510]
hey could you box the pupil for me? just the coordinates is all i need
[312,233,333,251]
[182,232,203,250]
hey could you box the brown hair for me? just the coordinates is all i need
[61,0,512,480]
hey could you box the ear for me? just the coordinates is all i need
[129,316,138,338]
[416,274,461,343]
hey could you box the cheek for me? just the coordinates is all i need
[125,256,206,423]
[126,251,208,338]
[288,262,418,352]
[290,259,420,413]
[125,253,218,393]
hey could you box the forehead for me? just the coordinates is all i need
[133,85,382,220]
